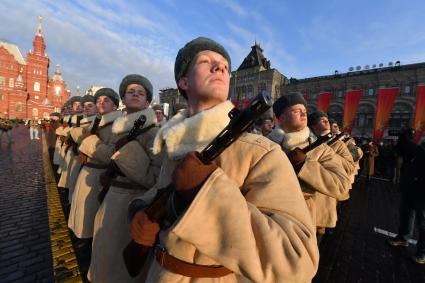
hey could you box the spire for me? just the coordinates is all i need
[52,64,63,82]
[237,41,271,71]
[76,85,81,96]
[33,16,46,55]
[37,15,43,36]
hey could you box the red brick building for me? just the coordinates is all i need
[0,16,70,119]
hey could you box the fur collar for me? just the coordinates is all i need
[88,110,122,131]
[112,108,157,135]
[281,127,316,150]
[80,115,96,126]
[153,101,234,160]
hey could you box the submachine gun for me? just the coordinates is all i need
[123,91,273,277]
[98,114,154,203]
[326,131,346,147]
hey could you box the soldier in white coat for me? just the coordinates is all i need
[129,37,319,283]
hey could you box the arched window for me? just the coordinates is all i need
[355,104,375,128]
[34,82,40,92]
[328,104,344,125]
[388,103,412,128]
[32,108,39,118]
[15,102,23,112]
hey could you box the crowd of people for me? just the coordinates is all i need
[41,37,425,282]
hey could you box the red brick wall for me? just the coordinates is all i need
[0,35,70,119]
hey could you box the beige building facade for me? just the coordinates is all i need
[281,62,425,139]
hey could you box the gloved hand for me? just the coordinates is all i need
[172,152,218,203]
[115,136,129,151]
[130,211,160,246]
[287,147,306,173]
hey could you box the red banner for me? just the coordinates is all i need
[373,87,399,141]
[342,90,363,134]
[303,94,307,101]
[317,92,333,113]
[413,85,425,143]
[243,99,250,108]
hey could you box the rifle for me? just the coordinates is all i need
[77,114,102,165]
[327,132,346,147]
[90,113,102,135]
[301,132,334,154]
[76,115,83,127]
[123,91,272,277]
[98,114,151,203]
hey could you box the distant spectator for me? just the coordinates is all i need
[0,118,13,144]
[387,128,425,264]
[28,119,40,140]
[261,117,273,136]
[363,140,379,180]
[152,104,167,127]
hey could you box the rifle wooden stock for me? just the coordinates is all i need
[90,114,102,135]
[76,115,83,127]
[123,91,273,277]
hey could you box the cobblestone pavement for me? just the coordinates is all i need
[0,126,82,283]
[0,126,55,282]
[314,177,425,283]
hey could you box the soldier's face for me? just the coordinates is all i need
[155,110,164,122]
[72,102,83,114]
[262,119,273,133]
[331,123,340,134]
[313,117,330,135]
[122,84,150,113]
[179,51,230,106]
[84,102,98,117]
[280,104,307,133]
[96,96,117,115]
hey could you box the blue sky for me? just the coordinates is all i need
[1,0,424,100]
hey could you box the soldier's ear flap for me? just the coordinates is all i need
[178,77,188,91]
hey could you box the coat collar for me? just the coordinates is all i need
[281,127,316,150]
[112,108,157,135]
[88,110,122,131]
[153,100,234,160]
[80,115,96,126]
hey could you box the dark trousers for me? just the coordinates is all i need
[398,193,425,257]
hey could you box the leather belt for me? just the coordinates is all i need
[155,246,233,278]
[110,180,147,191]
[85,162,108,169]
